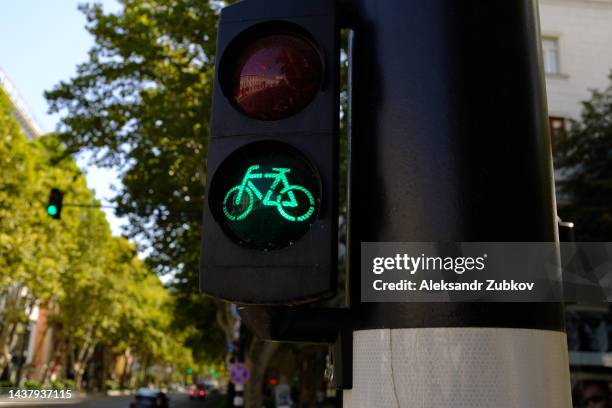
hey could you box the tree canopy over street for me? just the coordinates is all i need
[45,0,227,365]
[0,86,193,387]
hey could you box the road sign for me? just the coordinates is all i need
[229,363,250,385]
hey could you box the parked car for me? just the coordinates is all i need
[129,388,169,408]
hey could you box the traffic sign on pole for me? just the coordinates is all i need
[229,363,250,386]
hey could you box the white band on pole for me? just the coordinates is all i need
[343,327,571,408]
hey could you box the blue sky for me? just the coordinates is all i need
[0,0,125,235]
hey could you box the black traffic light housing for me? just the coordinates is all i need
[200,0,339,305]
[47,188,64,220]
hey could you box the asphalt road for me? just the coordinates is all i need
[0,392,221,408]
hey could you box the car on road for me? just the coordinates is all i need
[129,387,169,407]
[188,383,208,400]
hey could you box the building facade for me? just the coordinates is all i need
[0,67,42,140]
[540,0,612,128]
[539,1,612,406]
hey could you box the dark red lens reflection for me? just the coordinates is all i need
[230,34,322,120]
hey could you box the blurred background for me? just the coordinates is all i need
[1,0,612,407]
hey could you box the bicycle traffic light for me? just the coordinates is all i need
[200,0,339,304]
[47,188,63,220]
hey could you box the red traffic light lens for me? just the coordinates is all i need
[223,31,323,120]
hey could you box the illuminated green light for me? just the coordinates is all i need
[222,165,315,223]
[209,141,321,251]
[276,185,315,222]
[47,205,58,216]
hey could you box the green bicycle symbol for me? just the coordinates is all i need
[223,165,316,222]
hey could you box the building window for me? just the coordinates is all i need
[549,116,566,151]
[542,37,561,75]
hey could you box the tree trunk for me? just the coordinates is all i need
[119,348,132,389]
[125,358,135,388]
[73,335,96,390]
[0,284,27,373]
[74,363,86,390]
[15,298,38,385]
[245,340,279,408]
[140,354,151,387]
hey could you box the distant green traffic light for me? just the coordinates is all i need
[47,205,58,216]
[186,368,193,375]
[46,188,64,220]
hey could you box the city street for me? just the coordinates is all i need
[3,0,612,406]
[0,393,221,408]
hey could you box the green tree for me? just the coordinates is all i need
[0,88,84,374]
[555,73,612,241]
[53,227,126,388]
[45,0,227,374]
[1,85,189,387]
[45,0,216,273]
[107,247,196,388]
[0,87,46,372]
[50,218,194,389]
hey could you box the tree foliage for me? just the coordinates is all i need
[45,0,227,362]
[555,73,612,241]
[0,86,192,386]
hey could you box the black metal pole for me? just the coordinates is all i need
[346,0,570,405]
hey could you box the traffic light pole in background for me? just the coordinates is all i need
[345,0,571,406]
[200,0,573,406]
[45,189,117,219]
